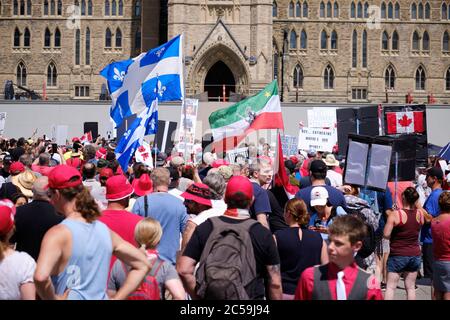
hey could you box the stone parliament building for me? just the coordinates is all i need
[1,0,450,104]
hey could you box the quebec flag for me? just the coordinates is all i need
[115,99,159,172]
[100,34,184,128]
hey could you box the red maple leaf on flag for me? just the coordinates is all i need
[398,114,412,127]
[137,146,146,153]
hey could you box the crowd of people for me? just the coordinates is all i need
[0,135,449,300]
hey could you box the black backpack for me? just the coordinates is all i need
[195,217,258,300]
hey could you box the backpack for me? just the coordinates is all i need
[122,258,164,300]
[195,217,258,300]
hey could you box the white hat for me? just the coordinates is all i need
[324,154,340,167]
[171,156,185,167]
[203,152,215,166]
[310,186,329,207]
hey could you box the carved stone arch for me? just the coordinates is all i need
[188,42,250,96]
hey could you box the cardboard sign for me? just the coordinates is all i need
[298,127,337,152]
[177,98,198,154]
[307,108,337,128]
[51,125,68,146]
[281,135,299,156]
[0,112,6,136]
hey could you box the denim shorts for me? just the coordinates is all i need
[387,255,422,273]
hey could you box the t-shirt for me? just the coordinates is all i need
[31,164,54,176]
[132,193,188,264]
[308,207,347,241]
[250,182,272,220]
[99,209,143,247]
[267,188,289,233]
[108,256,180,300]
[296,185,347,214]
[11,200,64,261]
[326,170,343,188]
[421,188,443,244]
[183,216,280,299]
[0,251,36,300]
[299,176,331,188]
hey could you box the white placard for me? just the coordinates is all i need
[227,147,249,164]
[51,125,68,146]
[307,108,337,128]
[177,98,198,154]
[136,141,153,168]
[298,127,337,152]
[0,112,6,136]
[439,160,448,175]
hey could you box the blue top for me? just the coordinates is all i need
[132,192,188,264]
[308,206,347,241]
[52,219,112,300]
[421,188,443,244]
[296,185,347,214]
[360,187,393,235]
[250,182,272,219]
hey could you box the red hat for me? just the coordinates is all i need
[132,173,153,197]
[181,183,213,207]
[225,176,253,201]
[212,159,230,168]
[9,162,25,175]
[72,137,81,143]
[0,204,15,236]
[96,147,107,160]
[99,168,114,179]
[47,165,82,189]
[289,156,299,165]
[106,175,134,201]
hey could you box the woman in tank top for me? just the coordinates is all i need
[274,198,328,300]
[34,165,150,300]
[383,187,424,300]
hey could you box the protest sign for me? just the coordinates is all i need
[136,141,153,168]
[281,135,299,156]
[298,127,337,152]
[307,108,336,128]
[0,112,6,136]
[51,125,68,146]
[226,147,249,164]
[177,98,198,154]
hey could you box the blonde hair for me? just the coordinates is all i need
[134,218,163,250]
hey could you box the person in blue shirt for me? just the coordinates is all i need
[420,167,443,280]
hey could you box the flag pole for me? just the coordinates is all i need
[182,32,188,164]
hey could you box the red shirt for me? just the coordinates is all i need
[431,215,450,261]
[294,262,383,300]
[99,209,143,269]
[31,164,54,176]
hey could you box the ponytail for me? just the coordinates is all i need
[59,184,101,223]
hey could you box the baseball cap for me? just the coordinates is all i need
[47,165,82,189]
[99,167,114,179]
[0,204,15,236]
[170,156,185,167]
[72,137,81,143]
[3,155,12,164]
[310,186,329,207]
[106,175,134,201]
[132,173,153,197]
[310,159,327,173]
[181,183,213,207]
[96,147,107,160]
[225,176,253,201]
[426,167,444,180]
[9,162,25,175]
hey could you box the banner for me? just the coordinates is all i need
[298,127,337,152]
[177,98,198,154]
[307,108,336,128]
[0,112,6,136]
[280,135,299,156]
[136,141,153,168]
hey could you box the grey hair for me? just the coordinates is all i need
[19,153,33,167]
[32,176,50,201]
[39,153,51,166]
[203,172,226,200]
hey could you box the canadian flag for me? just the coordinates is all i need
[79,131,93,144]
[386,111,424,134]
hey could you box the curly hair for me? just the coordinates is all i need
[58,183,100,223]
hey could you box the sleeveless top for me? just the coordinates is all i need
[51,219,112,300]
[274,227,323,295]
[390,209,421,257]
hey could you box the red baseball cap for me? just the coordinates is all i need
[181,183,212,207]
[9,162,25,175]
[0,204,15,236]
[289,156,299,165]
[211,159,230,168]
[106,175,134,201]
[99,168,114,179]
[47,165,82,189]
[132,173,153,197]
[225,176,253,201]
[96,147,107,160]
[72,137,81,143]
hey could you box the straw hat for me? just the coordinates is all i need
[12,170,37,198]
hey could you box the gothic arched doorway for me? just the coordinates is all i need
[204,61,235,101]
